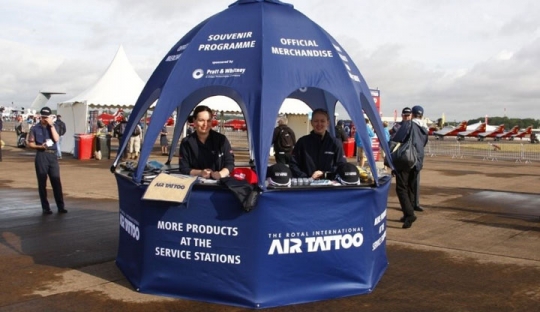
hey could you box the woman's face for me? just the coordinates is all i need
[311,112,329,135]
[194,111,212,135]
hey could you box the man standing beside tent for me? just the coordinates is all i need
[114,117,128,160]
[391,105,428,229]
[26,107,67,215]
[55,115,66,159]
[272,115,296,165]
[128,123,142,160]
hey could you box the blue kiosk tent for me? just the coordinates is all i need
[113,0,392,308]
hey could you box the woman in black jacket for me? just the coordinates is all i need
[179,105,234,180]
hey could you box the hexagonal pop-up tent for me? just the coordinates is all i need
[113,0,392,308]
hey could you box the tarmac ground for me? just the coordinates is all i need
[0,130,539,311]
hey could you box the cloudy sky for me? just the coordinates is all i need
[1,0,539,122]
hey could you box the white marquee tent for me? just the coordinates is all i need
[57,45,144,154]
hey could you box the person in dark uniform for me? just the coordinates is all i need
[289,109,347,179]
[391,105,428,229]
[389,107,424,212]
[390,107,412,138]
[179,105,234,180]
[26,107,67,215]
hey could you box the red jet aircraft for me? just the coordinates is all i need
[456,123,486,141]
[492,125,519,141]
[476,124,505,141]
[510,126,533,140]
[433,121,468,140]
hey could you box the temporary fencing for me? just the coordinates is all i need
[426,139,540,163]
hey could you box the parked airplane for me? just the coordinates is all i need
[456,123,486,141]
[433,121,467,140]
[510,126,533,140]
[492,125,520,141]
[222,119,247,131]
[477,124,505,141]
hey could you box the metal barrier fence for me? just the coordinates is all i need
[426,139,540,163]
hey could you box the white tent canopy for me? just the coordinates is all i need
[62,45,145,107]
[57,45,144,154]
[199,95,312,115]
[199,96,313,136]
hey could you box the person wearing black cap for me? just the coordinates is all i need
[27,107,67,215]
[289,109,346,179]
[389,107,412,139]
[390,105,428,228]
[179,105,234,180]
[389,106,425,211]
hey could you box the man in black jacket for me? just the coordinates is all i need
[391,105,428,229]
[55,115,66,159]
[335,120,348,143]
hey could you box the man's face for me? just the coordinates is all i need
[402,114,412,121]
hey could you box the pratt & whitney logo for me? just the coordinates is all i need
[192,67,247,79]
[192,69,204,79]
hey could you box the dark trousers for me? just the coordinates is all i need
[35,152,64,211]
[274,151,292,165]
[395,168,419,218]
[415,173,421,207]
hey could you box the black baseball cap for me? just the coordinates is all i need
[401,107,412,115]
[336,162,360,186]
[40,106,52,116]
[267,163,291,187]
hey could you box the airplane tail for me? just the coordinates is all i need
[478,123,486,132]
[457,121,467,131]
[524,126,533,134]
[441,113,445,127]
[30,91,66,111]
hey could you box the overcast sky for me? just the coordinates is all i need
[1,0,539,122]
